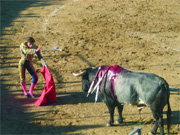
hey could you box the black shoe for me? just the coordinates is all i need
[24,95,28,98]
[29,94,35,98]
[28,92,35,98]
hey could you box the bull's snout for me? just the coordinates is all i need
[82,80,90,92]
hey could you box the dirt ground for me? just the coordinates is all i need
[0,0,180,134]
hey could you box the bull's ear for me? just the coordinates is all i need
[72,70,86,77]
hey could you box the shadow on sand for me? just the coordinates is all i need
[1,0,104,134]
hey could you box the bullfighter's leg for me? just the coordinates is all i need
[26,63,38,97]
[19,60,28,97]
[116,103,124,124]
[105,102,116,126]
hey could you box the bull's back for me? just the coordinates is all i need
[114,70,169,107]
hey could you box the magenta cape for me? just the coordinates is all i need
[35,66,56,106]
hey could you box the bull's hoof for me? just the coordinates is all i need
[151,130,156,135]
[106,123,113,127]
[116,119,123,124]
[115,120,121,124]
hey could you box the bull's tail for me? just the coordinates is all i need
[167,96,172,134]
[163,80,172,134]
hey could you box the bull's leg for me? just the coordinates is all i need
[151,109,164,135]
[158,115,164,135]
[116,103,124,124]
[151,116,158,134]
[105,102,115,127]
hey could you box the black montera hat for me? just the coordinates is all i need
[27,37,35,43]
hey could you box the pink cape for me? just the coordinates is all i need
[35,66,56,106]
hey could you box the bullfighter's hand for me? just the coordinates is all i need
[36,48,41,52]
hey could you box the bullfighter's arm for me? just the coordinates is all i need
[20,43,36,55]
[36,51,46,66]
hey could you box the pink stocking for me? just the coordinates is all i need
[29,83,36,96]
[21,83,28,96]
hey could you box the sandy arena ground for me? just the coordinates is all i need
[1,0,180,134]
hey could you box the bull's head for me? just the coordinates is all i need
[72,67,98,92]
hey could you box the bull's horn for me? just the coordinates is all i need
[72,70,86,77]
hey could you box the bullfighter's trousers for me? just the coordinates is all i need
[19,59,38,84]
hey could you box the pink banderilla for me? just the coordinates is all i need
[87,65,126,103]
[87,66,111,102]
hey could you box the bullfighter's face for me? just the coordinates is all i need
[27,42,34,48]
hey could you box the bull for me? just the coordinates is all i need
[73,65,172,135]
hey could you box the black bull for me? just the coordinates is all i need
[73,66,172,135]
